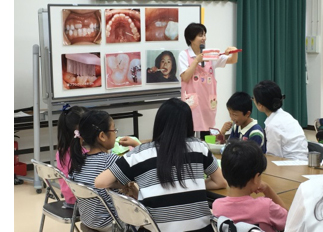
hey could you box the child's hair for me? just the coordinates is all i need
[69,110,113,174]
[221,140,267,189]
[184,23,207,46]
[155,51,177,76]
[153,98,195,188]
[57,105,88,167]
[226,91,252,115]
[253,80,286,112]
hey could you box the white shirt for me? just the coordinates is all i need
[285,176,323,232]
[178,46,227,76]
[264,108,308,160]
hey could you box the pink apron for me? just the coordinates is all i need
[181,50,217,131]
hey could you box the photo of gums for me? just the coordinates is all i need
[145,8,178,41]
[105,52,141,88]
[146,50,179,83]
[105,9,141,43]
[61,53,101,89]
[62,9,102,45]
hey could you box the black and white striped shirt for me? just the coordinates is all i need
[72,152,120,229]
[109,138,218,232]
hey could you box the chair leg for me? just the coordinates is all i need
[71,203,79,232]
[39,213,45,232]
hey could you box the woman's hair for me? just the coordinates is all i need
[69,110,112,174]
[57,105,88,167]
[253,80,285,112]
[226,91,252,115]
[153,98,195,188]
[155,50,177,77]
[184,23,207,46]
[221,140,267,189]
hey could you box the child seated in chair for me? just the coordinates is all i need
[212,140,288,232]
[220,91,266,153]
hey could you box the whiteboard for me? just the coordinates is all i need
[45,4,201,102]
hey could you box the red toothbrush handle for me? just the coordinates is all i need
[219,49,242,55]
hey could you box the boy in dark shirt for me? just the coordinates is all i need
[221,91,266,153]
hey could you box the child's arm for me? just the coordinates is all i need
[256,180,288,210]
[205,168,228,190]
[220,121,233,136]
[95,169,119,189]
[119,136,141,147]
[225,47,238,64]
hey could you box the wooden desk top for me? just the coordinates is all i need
[276,189,297,210]
[264,155,323,182]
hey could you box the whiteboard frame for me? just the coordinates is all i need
[44,4,201,103]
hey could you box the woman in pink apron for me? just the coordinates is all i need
[179,23,238,139]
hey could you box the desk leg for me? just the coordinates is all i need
[133,111,139,138]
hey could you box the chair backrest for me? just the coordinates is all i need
[31,158,65,200]
[64,178,123,231]
[31,158,65,181]
[107,189,161,232]
[211,215,263,232]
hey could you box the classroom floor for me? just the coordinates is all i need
[14,130,318,232]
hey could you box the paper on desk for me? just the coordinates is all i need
[14,111,31,117]
[272,160,308,166]
[302,174,323,180]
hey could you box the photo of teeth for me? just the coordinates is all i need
[61,53,102,89]
[106,52,142,88]
[62,9,102,45]
[105,9,141,43]
[145,8,179,41]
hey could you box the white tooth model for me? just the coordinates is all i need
[202,49,220,61]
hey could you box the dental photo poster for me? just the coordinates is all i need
[48,4,200,100]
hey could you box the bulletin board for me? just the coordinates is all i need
[46,4,201,102]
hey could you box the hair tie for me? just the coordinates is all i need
[62,103,71,112]
[74,130,81,138]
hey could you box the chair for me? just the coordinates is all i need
[31,159,80,232]
[64,178,127,232]
[210,215,263,232]
[106,189,161,232]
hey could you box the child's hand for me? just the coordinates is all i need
[221,121,233,135]
[254,180,268,194]
[120,182,139,199]
[119,136,140,147]
[148,66,158,73]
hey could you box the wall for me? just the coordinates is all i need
[306,0,323,125]
[14,0,237,164]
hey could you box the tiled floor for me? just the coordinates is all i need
[14,130,318,232]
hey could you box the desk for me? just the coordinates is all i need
[265,155,323,182]
[210,154,322,209]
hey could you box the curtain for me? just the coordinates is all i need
[236,0,307,128]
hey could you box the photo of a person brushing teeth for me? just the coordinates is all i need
[146,50,179,83]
